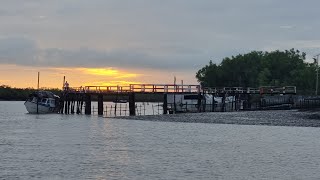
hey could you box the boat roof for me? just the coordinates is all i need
[29,91,60,99]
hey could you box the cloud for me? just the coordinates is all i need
[0,37,38,63]
[280,25,294,29]
[0,79,10,83]
[1,0,320,71]
[82,80,142,86]
[78,68,141,78]
[0,37,206,70]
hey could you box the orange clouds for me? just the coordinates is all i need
[78,68,141,79]
[0,64,144,88]
[0,64,197,89]
[50,67,143,87]
[83,80,141,86]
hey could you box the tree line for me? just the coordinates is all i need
[196,49,317,94]
[0,85,61,101]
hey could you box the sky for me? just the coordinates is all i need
[1,0,320,88]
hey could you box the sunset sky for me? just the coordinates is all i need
[1,0,320,88]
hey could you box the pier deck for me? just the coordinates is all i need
[59,84,297,116]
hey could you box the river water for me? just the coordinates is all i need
[1,101,320,179]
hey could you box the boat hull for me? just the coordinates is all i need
[24,101,55,114]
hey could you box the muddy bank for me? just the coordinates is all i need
[116,110,320,127]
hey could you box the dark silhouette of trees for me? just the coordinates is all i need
[196,49,316,94]
[0,85,61,100]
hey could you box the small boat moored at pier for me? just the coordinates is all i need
[24,91,60,114]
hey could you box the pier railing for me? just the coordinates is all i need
[66,85,296,95]
[67,84,201,94]
[203,87,260,94]
[203,86,296,95]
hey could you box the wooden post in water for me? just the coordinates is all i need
[71,94,75,114]
[247,95,252,110]
[202,96,206,112]
[221,93,226,112]
[231,93,234,111]
[98,94,103,115]
[67,95,71,114]
[76,94,80,114]
[114,102,117,116]
[60,98,64,114]
[212,95,215,112]
[85,94,91,115]
[80,94,84,113]
[202,89,206,112]
[163,94,168,114]
[129,93,136,116]
[234,94,238,111]
[64,94,68,114]
[197,92,202,112]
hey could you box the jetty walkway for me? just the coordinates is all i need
[59,84,297,116]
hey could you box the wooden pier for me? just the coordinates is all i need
[59,84,297,116]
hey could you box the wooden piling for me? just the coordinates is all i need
[64,94,68,114]
[60,97,65,114]
[85,94,91,115]
[76,94,81,114]
[163,94,168,114]
[234,94,238,111]
[98,94,103,115]
[71,94,75,114]
[80,95,84,113]
[197,92,202,112]
[231,95,234,111]
[67,97,70,114]
[221,93,226,112]
[247,95,252,110]
[212,95,215,112]
[202,96,206,112]
[129,93,136,116]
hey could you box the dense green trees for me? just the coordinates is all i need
[0,85,61,101]
[196,49,316,94]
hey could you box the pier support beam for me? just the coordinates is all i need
[60,97,65,114]
[247,95,252,110]
[197,92,202,112]
[234,94,238,111]
[129,93,136,116]
[67,99,71,114]
[76,94,80,114]
[64,94,69,114]
[212,95,215,112]
[71,94,75,114]
[163,94,168,114]
[221,93,226,112]
[202,96,206,112]
[85,94,91,115]
[98,94,103,115]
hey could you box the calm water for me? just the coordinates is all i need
[1,101,320,179]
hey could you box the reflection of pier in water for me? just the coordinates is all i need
[60,84,298,116]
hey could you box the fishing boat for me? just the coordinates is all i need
[24,91,60,114]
